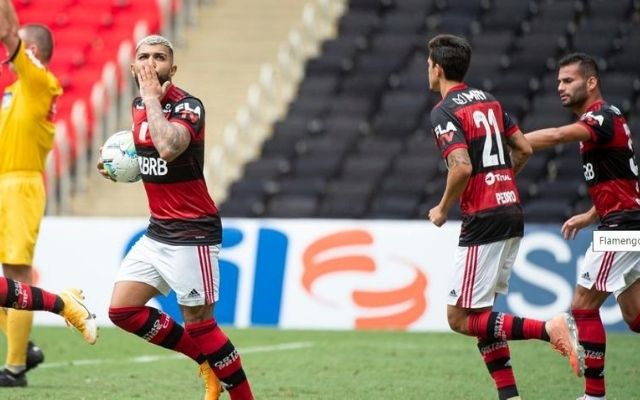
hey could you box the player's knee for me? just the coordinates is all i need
[108,306,125,327]
[571,287,605,310]
[625,313,640,333]
[447,312,466,334]
[181,304,214,324]
[108,306,143,330]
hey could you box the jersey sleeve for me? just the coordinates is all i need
[169,97,205,138]
[431,105,466,159]
[502,109,519,137]
[11,41,51,97]
[577,109,614,143]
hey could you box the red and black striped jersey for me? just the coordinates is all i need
[431,83,523,246]
[132,84,221,245]
[577,100,640,229]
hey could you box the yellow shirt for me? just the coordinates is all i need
[0,41,62,173]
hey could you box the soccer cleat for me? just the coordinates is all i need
[546,312,586,377]
[25,341,45,373]
[0,369,27,387]
[199,362,223,400]
[59,289,98,345]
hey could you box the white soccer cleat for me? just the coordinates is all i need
[546,312,585,377]
[59,289,98,345]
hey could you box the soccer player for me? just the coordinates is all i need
[0,278,97,387]
[0,0,72,386]
[0,278,97,386]
[98,35,253,400]
[525,52,640,400]
[426,34,585,400]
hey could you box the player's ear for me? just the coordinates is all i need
[169,64,177,78]
[435,63,444,79]
[130,64,136,78]
[586,75,598,92]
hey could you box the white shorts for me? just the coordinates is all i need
[115,235,221,306]
[447,237,520,309]
[578,244,640,298]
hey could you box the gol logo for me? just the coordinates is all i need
[302,230,428,330]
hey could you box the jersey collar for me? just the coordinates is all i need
[584,98,605,113]
[160,83,176,103]
[444,83,467,98]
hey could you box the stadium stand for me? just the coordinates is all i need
[3,0,637,222]
[218,0,640,223]
[0,0,190,214]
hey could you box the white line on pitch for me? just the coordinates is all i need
[39,341,314,369]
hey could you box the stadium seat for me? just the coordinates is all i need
[393,0,434,13]
[242,157,291,180]
[481,0,531,32]
[293,154,344,179]
[277,177,328,197]
[367,193,421,218]
[586,0,631,20]
[379,173,429,197]
[220,0,638,221]
[524,198,572,223]
[265,194,319,218]
[219,196,266,218]
[381,10,426,34]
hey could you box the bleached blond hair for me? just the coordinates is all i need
[135,35,174,56]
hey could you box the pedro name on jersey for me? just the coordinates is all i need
[431,84,523,246]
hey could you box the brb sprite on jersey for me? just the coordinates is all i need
[431,84,523,246]
[132,84,221,245]
[577,100,640,229]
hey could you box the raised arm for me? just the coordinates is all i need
[137,64,190,161]
[506,129,532,175]
[525,123,591,151]
[0,0,20,57]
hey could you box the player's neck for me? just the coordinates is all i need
[574,94,602,115]
[439,79,463,98]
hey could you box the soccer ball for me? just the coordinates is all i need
[100,130,141,183]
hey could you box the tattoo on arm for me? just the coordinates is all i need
[446,151,471,169]
[145,98,190,160]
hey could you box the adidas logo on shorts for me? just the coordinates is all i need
[449,289,457,297]
[187,289,200,298]
[581,272,591,281]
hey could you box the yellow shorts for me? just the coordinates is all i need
[0,172,46,265]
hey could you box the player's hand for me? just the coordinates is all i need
[428,205,447,227]
[96,150,115,182]
[138,64,170,102]
[561,213,590,240]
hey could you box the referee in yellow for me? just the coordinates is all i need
[0,0,62,386]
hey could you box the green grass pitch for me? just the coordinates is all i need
[0,327,636,399]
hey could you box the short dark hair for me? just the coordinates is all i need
[427,34,471,82]
[558,52,599,80]
[23,24,54,62]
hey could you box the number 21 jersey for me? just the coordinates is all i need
[431,84,523,246]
